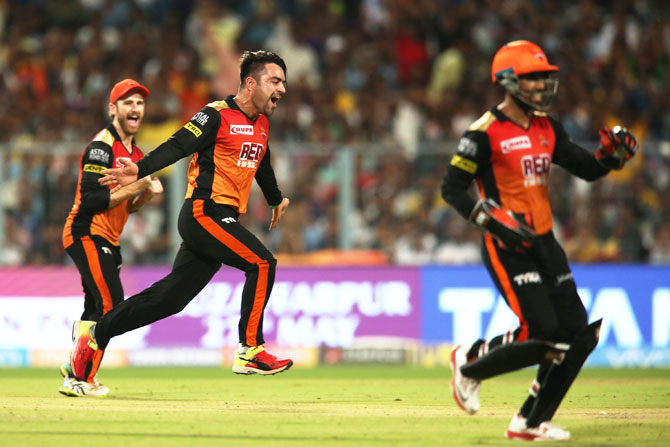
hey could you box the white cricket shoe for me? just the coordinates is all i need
[505,413,571,441]
[58,377,109,398]
[450,345,481,414]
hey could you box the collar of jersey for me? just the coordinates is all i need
[225,95,258,123]
[106,123,136,147]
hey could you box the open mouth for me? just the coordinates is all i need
[270,95,281,104]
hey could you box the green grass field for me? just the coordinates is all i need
[1,366,668,447]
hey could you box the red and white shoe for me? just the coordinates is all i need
[232,346,293,375]
[450,345,481,414]
[505,413,571,441]
[70,321,99,381]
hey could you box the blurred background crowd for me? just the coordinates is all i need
[1,0,669,266]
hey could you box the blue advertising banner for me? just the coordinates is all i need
[421,264,670,366]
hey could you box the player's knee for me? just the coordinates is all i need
[247,255,276,274]
[572,319,602,351]
[259,252,277,268]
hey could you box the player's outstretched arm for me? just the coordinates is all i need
[269,198,290,230]
[99,157,139,186]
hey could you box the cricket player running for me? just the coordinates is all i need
[67,51,292,389]
[441,41,638,441]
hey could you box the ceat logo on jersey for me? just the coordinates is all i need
[230,125,254,135]
[500,136,532,153]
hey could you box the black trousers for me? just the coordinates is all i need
[66,235,123,321]
[462,231,592,425]
[95,198,277,349]
[481,231,587,344]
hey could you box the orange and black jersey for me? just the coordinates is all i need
[63,124,144,248]
[135,95,282,214]
[442,107,609,235]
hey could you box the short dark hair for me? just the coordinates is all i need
[239,50,287,85]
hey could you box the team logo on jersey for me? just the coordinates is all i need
[500,135,532,153]
[192,112,209,126]
[89,148,110,163]
[101,247,112,255]
[230,125,254,135]
[260,127,267,140]
[538,133,550,147]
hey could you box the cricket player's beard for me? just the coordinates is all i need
[255,96,277,117]
[117,115,142,137]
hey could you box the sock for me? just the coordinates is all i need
[237,343,250,354]
[90,324,97,343]
[520,361,551,419]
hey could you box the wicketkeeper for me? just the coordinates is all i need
[441,40,638,441]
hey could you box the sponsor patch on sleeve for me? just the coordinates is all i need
[192,111,209,126]
[450,155,478,174]
[88,148,110,163]
[457,137,478,157]
[184,122,202,138]
[83,163,106,174]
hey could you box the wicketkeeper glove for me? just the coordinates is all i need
[595,126,638,170]
[469,198,536,252]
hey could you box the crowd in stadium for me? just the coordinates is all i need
[1,0,669,265]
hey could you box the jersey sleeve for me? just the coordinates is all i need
[79,142,114,212]
[255,144,283,207]
[550,117,609,181]
[137,106,221,178]
[441,130,491,219]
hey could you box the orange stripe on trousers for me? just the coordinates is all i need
[81,236,114,314]
[484,234,529,341]
[192,200,269,346]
